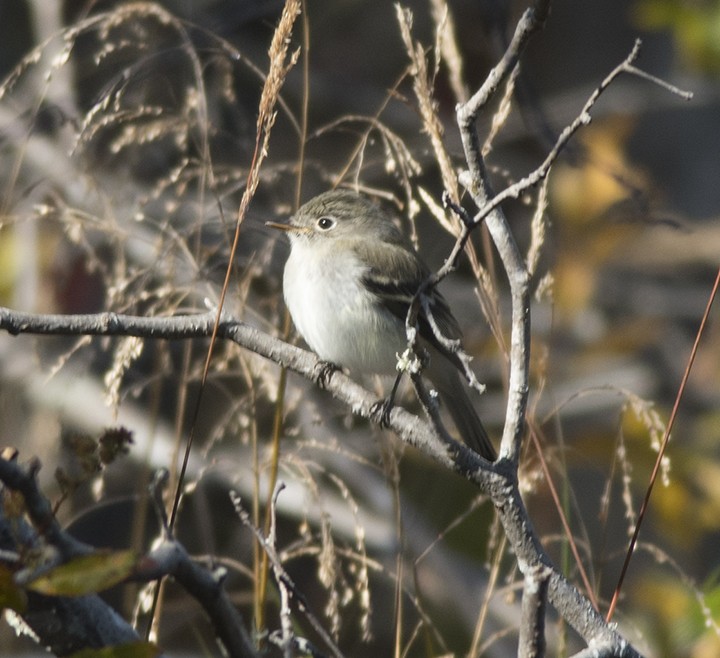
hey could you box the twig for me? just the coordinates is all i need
[269,484,294,658]
[459,0,551,125]
[467,39,693,231]
[450,12,681,658]
[410,36,693,465]
[0,457,93,560]
[606,265,719,621]
[230,491,346,658]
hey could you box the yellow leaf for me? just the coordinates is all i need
[551,117,646,223]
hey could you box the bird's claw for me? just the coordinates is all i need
[371,397,394,428]
[313,360,340,388]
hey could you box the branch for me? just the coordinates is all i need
[0,456,93,561]
[467,38,692,231]
[447,10,685,658]
[455,33,693,469]
[0,306,493,479]
[518,564,551,658]
[458,0,550,126]
[0,303,640,653]
[0,455,257,658]
[0,458,148,655]
[135,540,257,658]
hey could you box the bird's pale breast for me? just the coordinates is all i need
[283,240,405,375]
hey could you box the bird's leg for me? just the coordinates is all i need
[371,371,404,428]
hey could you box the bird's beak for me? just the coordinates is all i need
[265,221,309,234]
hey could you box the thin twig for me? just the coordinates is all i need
[270,484,295,658]
[606,265,719,621]
[528,421,599,611]
[468,39,693,231]
[231,491,346,658]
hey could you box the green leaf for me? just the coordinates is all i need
[27,550,137,596]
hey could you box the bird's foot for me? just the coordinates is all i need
[313,360,340,388]
[371,397,395,428]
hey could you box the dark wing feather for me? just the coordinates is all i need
[353,240,465,368]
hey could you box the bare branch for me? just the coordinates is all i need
[136,540,257,658]
[0,306,493,478]
[458,0,550,127]
[518,564,551,658]
[270,485,294,658]
[468,39,694,231]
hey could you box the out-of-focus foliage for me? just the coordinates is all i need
[635,0,720,72]
[550,117,647,314]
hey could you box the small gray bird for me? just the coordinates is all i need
[267,190,496,461]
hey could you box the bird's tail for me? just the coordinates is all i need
[432,366,496,462]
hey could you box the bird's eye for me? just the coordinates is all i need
[317,216,336,230]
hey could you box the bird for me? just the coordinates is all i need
[267,190,496,461]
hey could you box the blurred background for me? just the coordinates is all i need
[0,0,718,656]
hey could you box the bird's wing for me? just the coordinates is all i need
[353,240,465,365]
